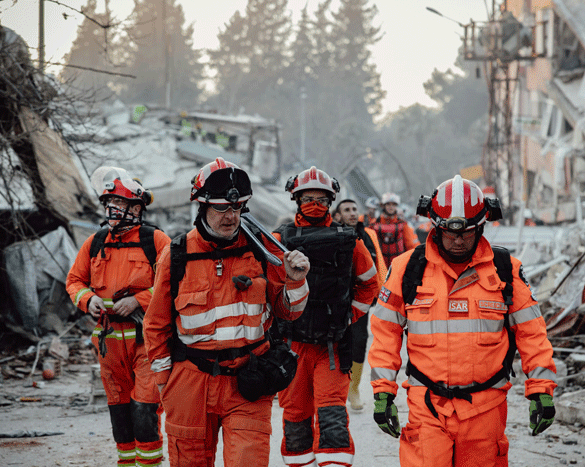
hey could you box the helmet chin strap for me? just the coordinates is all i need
[106,203,142,235]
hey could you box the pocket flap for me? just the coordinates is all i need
[128,251,148,262]
[405,297,435,310]
[175,290,208,310]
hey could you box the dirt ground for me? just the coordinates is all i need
[1,339,584,467]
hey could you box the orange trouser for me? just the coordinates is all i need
[400,389,509,467]
[93,322,162,466]
[279,342,354,467]
[160,359,273,467]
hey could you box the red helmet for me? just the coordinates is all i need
[430,175,487,231]
[285,166,340,200]
[190,157,252,204]
[91,167,152,207]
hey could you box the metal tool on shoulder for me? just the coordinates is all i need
[240,221,283,266]
[241,212,305,271]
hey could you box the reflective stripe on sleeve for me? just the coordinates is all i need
[357,264,377,282]
[528,367,556,382]
[151,356,172,373]
[509,304,541,326]
[351,299,370,313]
[286,281,310,312]
[74,288,92,306]
[371,366,398,382]
[373,305,407,327]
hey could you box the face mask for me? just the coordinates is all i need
[300,201,329,219]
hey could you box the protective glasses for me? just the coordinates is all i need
[299,196,330,206]
[441,229,477,241]
[210,202,245,213]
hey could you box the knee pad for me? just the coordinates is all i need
[284,417,313,452]
[130,399,160,443]
[109,403,134,444]
[318,405,350,449]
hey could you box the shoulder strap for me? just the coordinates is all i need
[402,244,427,305]
[139,225,158,269]
[89,227,110,259]
[491,245,516,377]
[170,233,188,300]
[492,246,513,306]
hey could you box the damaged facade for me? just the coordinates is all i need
[506,0,585,223]
[0,25,98,341]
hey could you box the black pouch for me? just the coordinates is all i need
[237,340,299,402]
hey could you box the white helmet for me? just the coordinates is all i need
[381,192,400,205]
[365,196,379,209]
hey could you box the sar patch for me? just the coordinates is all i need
[379,287,391,303]
[448,299,469,312]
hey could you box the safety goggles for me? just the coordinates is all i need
[209,202,246,213]
[441,228,477,241]
[299,196,330,206]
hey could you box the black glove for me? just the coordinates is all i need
[374,392,401,438]
[232,275,253,291]
[529,393,555,436]
[97,311,114,358]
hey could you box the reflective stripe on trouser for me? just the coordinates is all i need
[116,441,136,466]
[93,322,162,465]
[400,392,509,467]
[279,342,354,467]
[160,359,273,467]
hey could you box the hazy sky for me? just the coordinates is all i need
[1,0,489,114]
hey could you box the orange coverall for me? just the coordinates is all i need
[370,214,420,268]
[66,226,170,466]
[275,215,380,467]
[143,228,309,467]
[369,234,557,467]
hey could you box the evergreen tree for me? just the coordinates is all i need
[330,0,385,120]
[118,0,203,108]
[60,0,117,100]
[207,0,292,114]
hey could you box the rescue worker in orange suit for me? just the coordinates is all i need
[370,192,419,268]
[66,167,170,467]
[335,198,386,412]
[369,175,557,467]
[142,158,310,467]
[274,167,380,467]
[358,196,379,227]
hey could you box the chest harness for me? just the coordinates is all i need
[401,244,516,418]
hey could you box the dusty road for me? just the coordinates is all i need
[1,339,584,467]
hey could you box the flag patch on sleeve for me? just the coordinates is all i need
[379,287,391,303]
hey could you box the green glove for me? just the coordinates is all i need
[374,392,400,438]
[529,393,555,436]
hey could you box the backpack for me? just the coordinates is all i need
[274,222,357,345]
